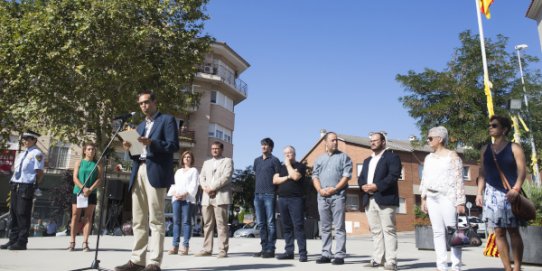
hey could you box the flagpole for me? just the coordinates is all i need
[474,0,494,118]
[475,0,489,83]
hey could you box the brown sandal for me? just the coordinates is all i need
[82,242,90,252]
[168,247,179,255]
[67,242,75,251]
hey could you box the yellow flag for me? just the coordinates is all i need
[484,79,494,117]
[480,0,494,19]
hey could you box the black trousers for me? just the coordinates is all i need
[8,182,34,246]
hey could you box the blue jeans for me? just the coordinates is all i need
[172,200,193,248]
[254,193,276,252]
[278,196,307,257]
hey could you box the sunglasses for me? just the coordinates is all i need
[427,136,438,142]
[489,123,500,128]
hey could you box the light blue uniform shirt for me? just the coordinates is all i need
[11,146,44,184]
[312,151,352,197]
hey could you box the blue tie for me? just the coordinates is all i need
[15,150,28,180]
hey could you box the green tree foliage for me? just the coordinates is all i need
[396,30,542,162]
[232,166,255,212]
[0,0,212,146]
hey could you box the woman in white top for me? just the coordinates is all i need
[167,151,199,255]
[420,126,466,271]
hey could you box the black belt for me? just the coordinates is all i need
[10,182,33,191]
[139,159,146,163]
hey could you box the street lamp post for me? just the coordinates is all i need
[515,44,541,186]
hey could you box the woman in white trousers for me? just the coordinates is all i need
[420,126,466,271]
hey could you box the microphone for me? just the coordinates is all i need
[113,112,136,121]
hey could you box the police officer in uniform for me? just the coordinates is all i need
[0,130,44,250]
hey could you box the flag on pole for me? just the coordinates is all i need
[484,78,494,117]
[480,0,494,19]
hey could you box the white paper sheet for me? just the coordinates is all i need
[118,130,145,156]
[77,194,88,209]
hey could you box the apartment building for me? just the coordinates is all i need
[301,131,481,236]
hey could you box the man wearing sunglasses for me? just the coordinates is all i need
[116,90,179,271]
[358,132,402,271]
[1,130,44,251]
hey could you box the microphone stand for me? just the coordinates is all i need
[71,117,129,271]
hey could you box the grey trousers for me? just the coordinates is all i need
[317,195,346,259]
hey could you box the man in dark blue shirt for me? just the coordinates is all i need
[252,138,280,258]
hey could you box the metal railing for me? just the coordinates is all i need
[199,64,248,97]
[180,130,196,143]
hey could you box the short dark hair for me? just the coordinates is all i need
[212,141,224,149]
[372,132,386,142]
[490,115,512,135]
[260,137,274,149]
[138,90,156,101]
[324,131,337,141]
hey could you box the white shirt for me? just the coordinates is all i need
[420,152,466,206]
[140,112,158,159]
[11,146,44,184]
[367,150,384,185]
[167,167,199,203]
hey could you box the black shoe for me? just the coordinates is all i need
[315,256,331,264]
[253,251,263,257]
[114,260,145,271]
[8,243,26,250]
[332,258,344,265]
[299,255,308,262]
[276,253,294,260]
[0,242,13,249]
[262,250,275,258]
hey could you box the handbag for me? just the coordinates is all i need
[483,231,499,257]
[491,145,536,221]
[446,214,482,247]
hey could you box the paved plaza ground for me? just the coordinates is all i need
[0,232,539,271]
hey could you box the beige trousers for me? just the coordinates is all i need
[130,164,166,266]
[365,197,398,265]
[201,204,229,254]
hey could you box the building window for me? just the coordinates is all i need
[463,166,470,180]
[208,123,232,143]
[399,167,405,181]
[418,165,424,181]
[210,91,217,103]
[346,193,360,212]
[395,197,407,214]
[49,146,70,169]
[210,90,234,112]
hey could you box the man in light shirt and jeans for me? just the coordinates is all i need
[312,132,352,265]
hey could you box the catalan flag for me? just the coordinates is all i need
[480,0,494,19]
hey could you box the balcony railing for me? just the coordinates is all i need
[180,129,196,143]
[199,64,248,97]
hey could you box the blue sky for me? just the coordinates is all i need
[203,1,542,169]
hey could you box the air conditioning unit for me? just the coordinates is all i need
[203,65,213,74]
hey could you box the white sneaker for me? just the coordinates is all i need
[384,262,397,270]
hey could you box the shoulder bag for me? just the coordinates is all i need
[490,144,536,221]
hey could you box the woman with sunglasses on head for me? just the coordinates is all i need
[68,143,102,252]
[476,115,526,271]
[420,126,466,271]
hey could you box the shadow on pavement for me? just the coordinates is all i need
[163,263,293,270]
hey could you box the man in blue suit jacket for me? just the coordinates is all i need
[116,90,179,271]
[358,132,401,271]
